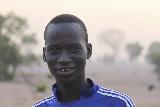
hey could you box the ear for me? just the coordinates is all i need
[43,47,47,62]
[87,43,92,59]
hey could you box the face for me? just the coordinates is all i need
[44,23,92,84]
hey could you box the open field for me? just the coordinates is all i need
[0,62,160,107]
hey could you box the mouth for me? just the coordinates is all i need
[56,68,74,76]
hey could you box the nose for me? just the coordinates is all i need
[58,51,71,65]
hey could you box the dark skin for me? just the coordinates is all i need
[43,23,92,102]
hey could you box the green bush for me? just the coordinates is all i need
[36,84,47,93]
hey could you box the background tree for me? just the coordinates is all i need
[99,29,125,62]
[146,41,160,79]
[126,42,143,61]
[0,12,38,81]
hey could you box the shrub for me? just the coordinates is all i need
[36,84,47,93]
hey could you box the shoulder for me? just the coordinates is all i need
[96,86,136,107]
[32,95,55,107]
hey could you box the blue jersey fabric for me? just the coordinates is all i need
[32,79,135,107]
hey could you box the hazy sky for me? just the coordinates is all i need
[1,0,160,59]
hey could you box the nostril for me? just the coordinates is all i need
[59,61,71,66]
[58,56,71,63]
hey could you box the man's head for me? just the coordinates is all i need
[43,14,92,84]
[44,14,88,44]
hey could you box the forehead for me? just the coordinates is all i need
[45,23,86,45]
[46,23,83,34]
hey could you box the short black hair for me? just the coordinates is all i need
[44,14,88,43]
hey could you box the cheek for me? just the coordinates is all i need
[47,62,56,75]
[46,53,58,62]
[74,56,87,68]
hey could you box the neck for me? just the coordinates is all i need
[56,78,89,102]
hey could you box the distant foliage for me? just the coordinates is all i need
[146,42,160,78]
[99,55,114,64]
[36,84,47,93]
[0,12,39,81]
[0,35,22,80]
[126,42,143,61]
[99,29,125,62]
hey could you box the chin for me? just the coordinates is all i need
[56,76,80,85]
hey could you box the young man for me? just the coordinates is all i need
[33,14,136,107]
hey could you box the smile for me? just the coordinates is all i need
[60,68,72,72]
[56,68,74,75]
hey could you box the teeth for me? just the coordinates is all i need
[61,69,64,72]
[60,68,71,72]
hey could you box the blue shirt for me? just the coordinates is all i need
[32,79,136,107]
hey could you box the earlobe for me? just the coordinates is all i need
[87,43,92,59]
[43,47,47,62]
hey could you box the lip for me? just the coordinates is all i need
[56,68,75,76]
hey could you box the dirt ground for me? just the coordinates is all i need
[0,64,160,107]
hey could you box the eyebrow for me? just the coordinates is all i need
[46,45,59,50]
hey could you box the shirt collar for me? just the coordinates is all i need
[52,78,98,101]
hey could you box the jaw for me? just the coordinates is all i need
[54,69,86,86]
[47,60,87,86]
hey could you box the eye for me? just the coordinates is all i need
[70,46,81,53]
[47,47,59,55]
